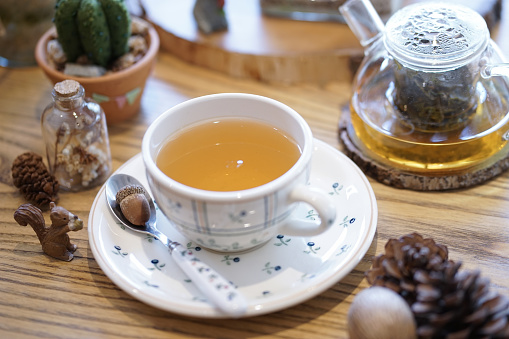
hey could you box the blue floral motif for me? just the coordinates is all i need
[144,281,159,288]
[339,216,356,228]
[197,238,218,249]
[148,259,166,271]
[177,253,243,304]
[274,234,291,246]
[145,234,156,243]
[262,262,282,274]
[226,291,238,301]
[250,238,263,246]
[179,250,201,263]
[196,237,264,252]
[196,238,245,252]
[112,245,128,257]
[192,296,208,303]
[115,221,126,230]
[329,182,343,195]
[336,244,352,256]
[197,266,211,275]
[300,273,317,281]
[221,255,241,265]
[304,241,321,254]
[229,210,247,224]
[230,242,242,251]
[164,199,181,212]
[306,210,319,221]
[186,242,202,251]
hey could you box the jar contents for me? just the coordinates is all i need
[41,80,112,191]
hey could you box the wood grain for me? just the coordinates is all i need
[142,0,362,85]
[1,2,509,337]
[141,0,502,85]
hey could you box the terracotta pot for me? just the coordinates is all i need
[35,18,159,124]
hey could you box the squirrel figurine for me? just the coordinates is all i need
[14,202,83,261]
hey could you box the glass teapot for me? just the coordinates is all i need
[339,0,509,175]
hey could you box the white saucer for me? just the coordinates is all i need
[88,139,378,318]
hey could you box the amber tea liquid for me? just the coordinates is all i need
[156,117,301,191]
[349,69,509,176]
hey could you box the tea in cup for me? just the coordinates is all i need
[156,117,302,191]
[142,93,336,252]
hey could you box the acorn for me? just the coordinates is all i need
[115,184,151,226]
[348,286,417,339]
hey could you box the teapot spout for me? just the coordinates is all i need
[340,0,384,49]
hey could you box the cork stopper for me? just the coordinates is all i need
[54,80,80,97]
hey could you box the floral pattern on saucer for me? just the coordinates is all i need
[88,139,377,318]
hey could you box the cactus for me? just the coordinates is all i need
[54,0,131,67]
[54,0,83,62]
[99,0,131,59]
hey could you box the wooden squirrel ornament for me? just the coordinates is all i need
[14,202,83,261]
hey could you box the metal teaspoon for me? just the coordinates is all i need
[105,173,247,317]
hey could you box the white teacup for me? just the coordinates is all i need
[142,93,336,252]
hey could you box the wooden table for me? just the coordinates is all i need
[1,9,509,339]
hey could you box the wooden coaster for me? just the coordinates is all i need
[338,113,509,191]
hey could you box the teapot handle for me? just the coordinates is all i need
[481,64,509,79]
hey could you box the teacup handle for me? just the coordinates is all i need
[279,184,337,236]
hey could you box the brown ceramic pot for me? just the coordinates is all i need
[35,18,159,124]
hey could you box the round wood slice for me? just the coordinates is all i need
[338,111,509,191]
[138,0,501,85]
[140,0,363,84]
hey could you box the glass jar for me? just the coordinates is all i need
[41,80,112,191]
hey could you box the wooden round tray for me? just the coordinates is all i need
[141,0,362,84]
[139,0,501,85]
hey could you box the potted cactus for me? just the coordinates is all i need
[35,0,159,123]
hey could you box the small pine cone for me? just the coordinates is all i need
[366,233,509,338]
[366,232,451,303]
[11,152,59,209]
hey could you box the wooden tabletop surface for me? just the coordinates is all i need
[1,6,509,338]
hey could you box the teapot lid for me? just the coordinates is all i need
[384,2,489,71]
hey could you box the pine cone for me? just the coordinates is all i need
[366,233,451,302]
[11,152,59,209]
[366,233,509,339]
